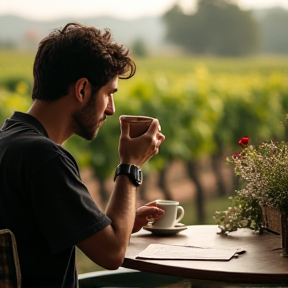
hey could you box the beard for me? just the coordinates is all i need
[71,95,101,140]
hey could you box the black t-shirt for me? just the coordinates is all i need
[0,112,112,288]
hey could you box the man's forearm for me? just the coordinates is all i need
[105,174,138,241]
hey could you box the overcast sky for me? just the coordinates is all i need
[1,0,288,21]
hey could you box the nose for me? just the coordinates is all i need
[105,95,115,116]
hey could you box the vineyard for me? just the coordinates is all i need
[1,49,288,272]
[1,50,288,221]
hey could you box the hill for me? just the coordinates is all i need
[0,14,167,52]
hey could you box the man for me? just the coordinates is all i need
[0,22,165,287]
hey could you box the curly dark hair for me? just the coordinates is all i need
[32,22,136,100]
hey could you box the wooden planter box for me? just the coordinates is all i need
[261,206,288,257]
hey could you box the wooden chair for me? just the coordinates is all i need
[0,229,21,288]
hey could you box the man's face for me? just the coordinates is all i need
[71,76,118,140]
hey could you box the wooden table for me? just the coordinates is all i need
[122,225,288,285]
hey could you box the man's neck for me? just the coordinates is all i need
[27,99,73,144]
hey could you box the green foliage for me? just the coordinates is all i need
[0,85,31,124]
[1,51,288,183]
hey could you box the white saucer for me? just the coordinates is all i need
[143,224,187,236]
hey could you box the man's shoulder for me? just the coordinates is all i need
[1,121,69,162]
[2,123,55,150]
[0,115,78,169]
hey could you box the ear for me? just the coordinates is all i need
[75,78,89,102]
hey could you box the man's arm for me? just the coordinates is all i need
[77,175,137,269]
[77,119,165,269]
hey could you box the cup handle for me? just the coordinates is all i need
[175,206,185,223]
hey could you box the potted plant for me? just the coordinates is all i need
[214,137,288,257]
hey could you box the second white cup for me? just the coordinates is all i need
[152,200,185,229]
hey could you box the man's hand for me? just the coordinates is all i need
[118,118,165,168]
[132,201,165,233]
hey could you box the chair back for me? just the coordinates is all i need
[0,229,21,288]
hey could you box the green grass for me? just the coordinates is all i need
[135,55,288,75]
[0,49,34,83]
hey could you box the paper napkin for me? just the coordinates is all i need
[136,244,245,261]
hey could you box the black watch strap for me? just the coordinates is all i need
[114,164,142,187]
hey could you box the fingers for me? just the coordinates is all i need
[156,132,165,148]
[147,120,165,150]
[133,205,165,232]
[145,207,165,225]
[144,201,158,207]
[136,205,165,218]
[148,119,161,134]
[118,117,165,167]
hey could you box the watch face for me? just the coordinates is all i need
[136,169,142,184]
[114,164,142,186]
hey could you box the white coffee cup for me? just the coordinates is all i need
[152,200,185,229]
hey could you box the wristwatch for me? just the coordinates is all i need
[114,164,142,187]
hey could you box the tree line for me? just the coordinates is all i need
[161,0,288,56]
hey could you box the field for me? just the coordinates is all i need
[1,49,288,83]
[1,49,288,274]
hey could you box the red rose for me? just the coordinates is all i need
[238,137,249,147]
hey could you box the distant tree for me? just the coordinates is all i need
[131,38,149,58]
[259,9,288,54]
[0,40,16,49]
[162,4,189,48]
[163,0,259,56]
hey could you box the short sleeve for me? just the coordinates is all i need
[29,153,111,254]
